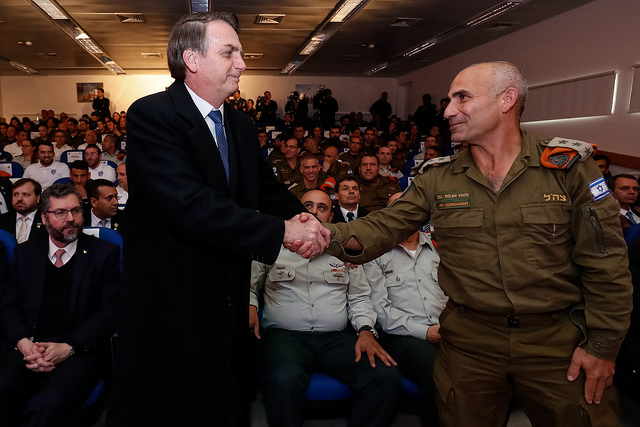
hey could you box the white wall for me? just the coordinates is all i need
[398,0,640,157]
[0,72,396,122]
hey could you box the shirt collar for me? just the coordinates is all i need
[91,210,111,227]
[48,236,78,264]
[18,210,37,222]
[185,83,225,122]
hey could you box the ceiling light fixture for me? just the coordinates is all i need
[31,0,67,20]
[190,0,208,13]
[466,0,525,27]
[300,37,325,55]
[365,62,388,76]
[281,61,302,74]
[402,40,437,58]
[9,61,40,74]
[74,30,103,54]
[330,0,369,23]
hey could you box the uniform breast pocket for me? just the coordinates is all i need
[430,209,485,269]
[323,271,349,306]
[521,203,572,268]
[268,268,297,304]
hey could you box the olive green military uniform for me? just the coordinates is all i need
[287,172,333,200]
[274,159,302,185]
[268,148,286,166]
[326,131,632,427]
[358,175,401,211]
[338,151,363,176]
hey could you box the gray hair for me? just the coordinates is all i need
[167,12,239,81]
[40,184,83,214]
[467,61,528,118]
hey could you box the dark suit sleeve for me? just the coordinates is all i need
[67,241,120,351]
[0,246,34,346]
[127,88,303,263]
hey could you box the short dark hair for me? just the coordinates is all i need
[85,143,101,154]
[610,174,639,190]
[86,179,115,201]
[67,118,78,125]
[38,141,53,150]
[70,160,89,171]
[337,176,358,188]
[167,12,239,81]
[299,153,319,164]
[12,178,42,196]
[40,184,82,214]
[593,154,611,167]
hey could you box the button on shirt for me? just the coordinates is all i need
[48,237,77,267]
[364,231,448,339]
[250,246,376,332]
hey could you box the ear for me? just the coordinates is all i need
[41,211,48,226]
[90,197,98,209]
[501,88,518,114]
[183,49,198,74]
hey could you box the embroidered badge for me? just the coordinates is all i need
[99,171,104,177]
[51,169,56,175]
[543,194,567,202]
[436,192,470,209]
[589,177,610,201]
[547,153,570,168]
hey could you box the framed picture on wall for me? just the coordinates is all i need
[77,82,103,103]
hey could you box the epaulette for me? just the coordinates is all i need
[287,182,299,190]
[417,155,455,175]
[540,137,597,171]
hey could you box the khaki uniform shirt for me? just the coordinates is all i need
[326,131,632,361]
[338,151,363,176]
[358,175,401,212]
[274,159,301,185]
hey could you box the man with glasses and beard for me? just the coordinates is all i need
[0,184,120,427]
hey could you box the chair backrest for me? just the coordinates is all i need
[0,151,13,162]
[83,227,123,268]
[60,150,84,164]
[0,229,18,264]
[103,160,118,170]
[0,161,24,178]
[54,177,73,185]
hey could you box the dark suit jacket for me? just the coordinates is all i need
[109,80,305,426]
[0,209,46,241]
[0,233,120,352]
[82,208,126,234]
[0,176,13,215]
[331,204,370,223]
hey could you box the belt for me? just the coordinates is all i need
[448,301,569,328]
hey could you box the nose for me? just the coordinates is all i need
[444,101,456,119]
[236,55,247,72]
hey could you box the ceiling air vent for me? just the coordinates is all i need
[255,14,285,25]
[341,54,362,61]
[116,14,146,24]
[390,17,422,28]
[243,53,263,60]
[36,52,59,58]
[141,52,163,59]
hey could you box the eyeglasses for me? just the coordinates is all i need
[46,207,83,220]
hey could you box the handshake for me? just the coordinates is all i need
[283,213,331,259]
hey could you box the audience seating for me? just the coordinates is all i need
[0,161,24,178]
[59,150,84,164]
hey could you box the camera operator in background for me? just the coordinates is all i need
[285,91,309,125]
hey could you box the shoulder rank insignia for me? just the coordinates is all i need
[417,155,454,175]
[541,137,597,171]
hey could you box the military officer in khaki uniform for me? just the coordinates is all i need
[357,154,401,212]
[287,153,333,200]
[274,137,302,185]
[338,135,365,176]
[320,62,631,427]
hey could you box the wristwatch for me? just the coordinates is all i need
[69,346,75,356]
[357,325,379,339]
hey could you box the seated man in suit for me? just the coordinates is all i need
[363,193,447,427]
[84,179,123,232]
[249,190,400,427]
[0,178,45,243]
[0,183,120,426]
[84,144,115,183]
[332,176,369,223]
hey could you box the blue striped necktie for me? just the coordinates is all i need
[207,109,229,181]
[626,211,638,225]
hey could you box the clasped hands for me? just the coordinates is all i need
[283,213,331,259]
[17,338,72,373]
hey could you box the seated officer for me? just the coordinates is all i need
[363,193,448,427]
[287,153,333,200]
[84,179,124,232]
[0,184,119,426]
[249,190,401,427]
[358,155,400,212]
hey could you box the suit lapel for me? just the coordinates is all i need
[224,103,240,197]
[169,81,229,194]
[70,235,90,312]
[29,242,49,326]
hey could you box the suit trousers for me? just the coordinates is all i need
[259,328,401,427]
[380,333,440,427]
[433,303,619,427]
[0,350,102,427]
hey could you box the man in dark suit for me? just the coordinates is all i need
[0,175,13,215]
[0,178,46,243]
[107,12,329,427]
[83,179,125,233]
[332,176,370,223]
[0,184,120,426]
